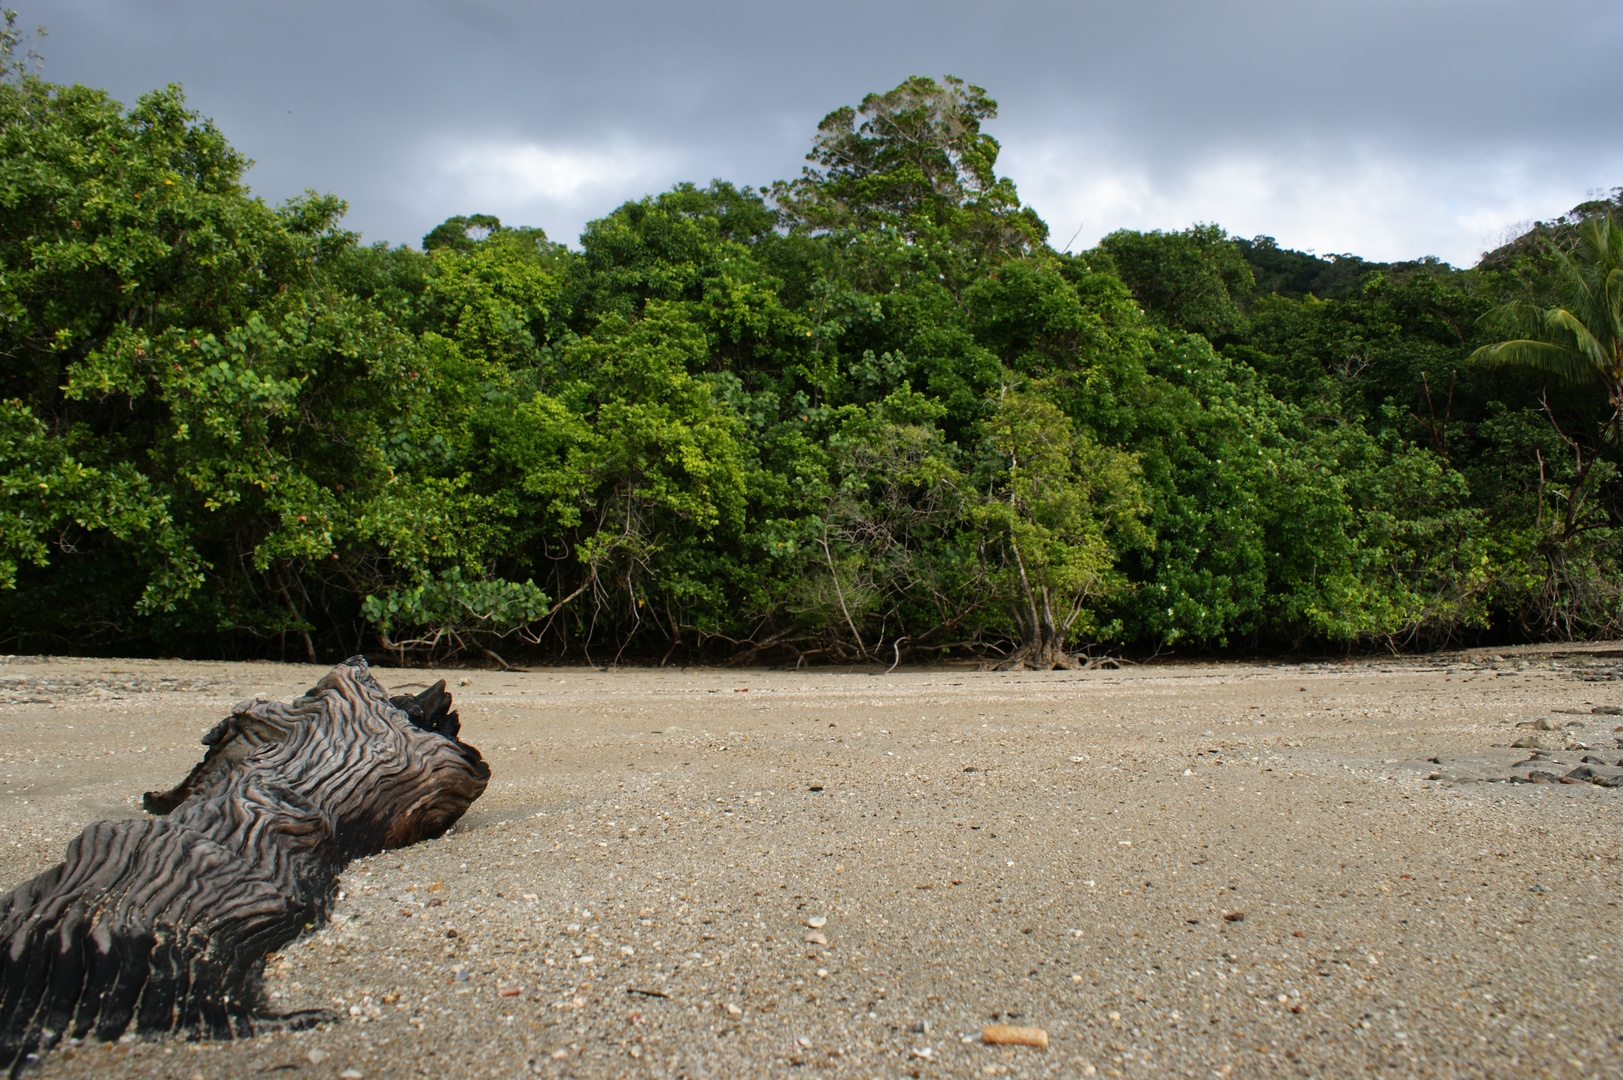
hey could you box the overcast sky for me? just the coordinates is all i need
[24,0,1623,266]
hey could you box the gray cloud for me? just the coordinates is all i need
[28,0,1623,263]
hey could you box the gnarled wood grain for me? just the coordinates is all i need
[0,657,488,1074]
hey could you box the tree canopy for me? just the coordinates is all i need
[2,69,1618,664]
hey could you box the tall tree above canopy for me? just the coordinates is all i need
[422,214,503,252]
[0,8,45,84]
[771,75,1046,264]
[1471,215,1623,443]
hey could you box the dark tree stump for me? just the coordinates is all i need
[0,657,488,1074]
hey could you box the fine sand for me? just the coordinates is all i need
[0,647,1619,1079]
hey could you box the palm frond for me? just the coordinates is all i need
[1604,266,1623,347]
[1467,339,1599,386]
[1548,245,1592,309]
[1473,213,1623,432]
[1476,298,1542,338]
[1542,308,1612,371]
[1580,215,1623,266]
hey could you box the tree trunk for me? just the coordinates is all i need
[0,657,489,1074]
[1011,624,1082,670]
[997,538,1082,671]
[996,597,1081,671]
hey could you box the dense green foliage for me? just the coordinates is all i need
[3,68,1618,664]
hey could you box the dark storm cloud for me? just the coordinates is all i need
[26,0,1623,263]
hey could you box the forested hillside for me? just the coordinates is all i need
[3,64,1619,665]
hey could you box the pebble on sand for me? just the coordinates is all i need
[805,931,828,945]
[806,915,828,928]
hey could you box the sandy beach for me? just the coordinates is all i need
[0,647,1619,1079]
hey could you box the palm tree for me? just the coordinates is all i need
[1471,214,1623,443]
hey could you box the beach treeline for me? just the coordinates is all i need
[3,62,1619,664]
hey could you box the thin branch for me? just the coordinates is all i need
[818,522,868,660]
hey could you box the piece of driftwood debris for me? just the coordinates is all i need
[981,1024,1049,1048]
[0,656,488,1075]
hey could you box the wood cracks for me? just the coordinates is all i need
[0,657,489,1074]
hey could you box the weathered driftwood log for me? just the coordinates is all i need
[0,657,488,1074]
